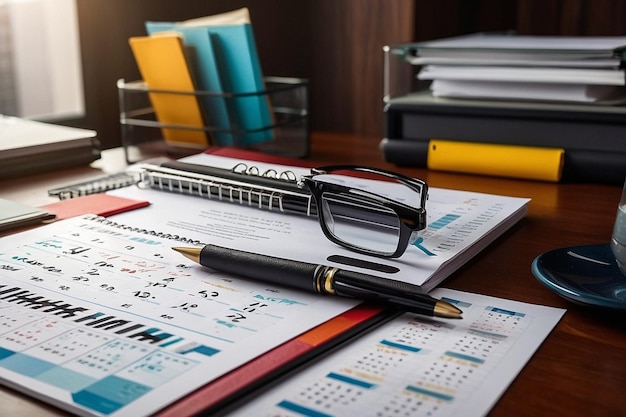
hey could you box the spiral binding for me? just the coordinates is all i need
[86,215,205,246]
[48,172,140,200]
[231,162,298,182]
[138,162,315,216]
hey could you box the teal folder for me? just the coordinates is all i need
[146,21,273,145]
[146,22,232,145]
[210,24,273,144]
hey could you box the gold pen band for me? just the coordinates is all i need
[314,265,338,295]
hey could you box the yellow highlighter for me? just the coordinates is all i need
[427,139,564,182]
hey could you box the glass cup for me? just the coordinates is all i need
[610,178,626,275]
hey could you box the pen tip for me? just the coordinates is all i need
[171,246,201,263]
[434,300,463,319]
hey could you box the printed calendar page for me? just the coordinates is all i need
[227,289,564,417]
[0,216,359,416]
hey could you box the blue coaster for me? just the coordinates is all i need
[531,243,626,310]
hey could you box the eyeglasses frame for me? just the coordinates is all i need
[300,165,428,258]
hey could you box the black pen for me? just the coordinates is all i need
[172,245,463,319]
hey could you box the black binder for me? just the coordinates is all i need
[383,91,626,183]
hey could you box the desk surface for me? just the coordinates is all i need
[1,132,625,417]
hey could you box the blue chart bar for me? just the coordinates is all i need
[277,400,333,417]
[442,297,471,309]
[429,214,461,230]
[380,339,422,353]
[486,306,525,317]
[326,372,377,389]
[445,351,484,364]
[405,385,455,402]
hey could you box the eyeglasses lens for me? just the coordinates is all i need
[320,192,401,255]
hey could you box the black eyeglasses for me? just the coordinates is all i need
[299,165,428,258]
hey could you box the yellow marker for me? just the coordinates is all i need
[427,139,564,182]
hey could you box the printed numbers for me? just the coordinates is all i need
[133,291,152,299]
[72,276,90,282]
[171,302,198,312]
[145,281,168,288]
[243,302,267,313]
[64,247,90,255]
[199,290,219,298]
[226,312,246,323]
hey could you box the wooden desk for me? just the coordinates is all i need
[1,132,625,417]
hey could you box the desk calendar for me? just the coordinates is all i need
[227,289,565,417]
[0,216,361,416]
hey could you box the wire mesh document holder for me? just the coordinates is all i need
[118,77,310,164]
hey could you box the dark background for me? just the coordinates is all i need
[63,0,626,149]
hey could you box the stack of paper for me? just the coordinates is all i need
[0,115,100,178]
[128,8,273,148]
[407,33,626,103]
[0,198,55,232]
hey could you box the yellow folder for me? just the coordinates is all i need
[427,139,564,182]
[129,34,209,147]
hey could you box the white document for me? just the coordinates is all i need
[0,114,96,158]
[418,65,626,85]
[414,33,626,55]
[429,79,626,103]
[407,54,622,68]
[226,288,565,417]
[110,153,530,292]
